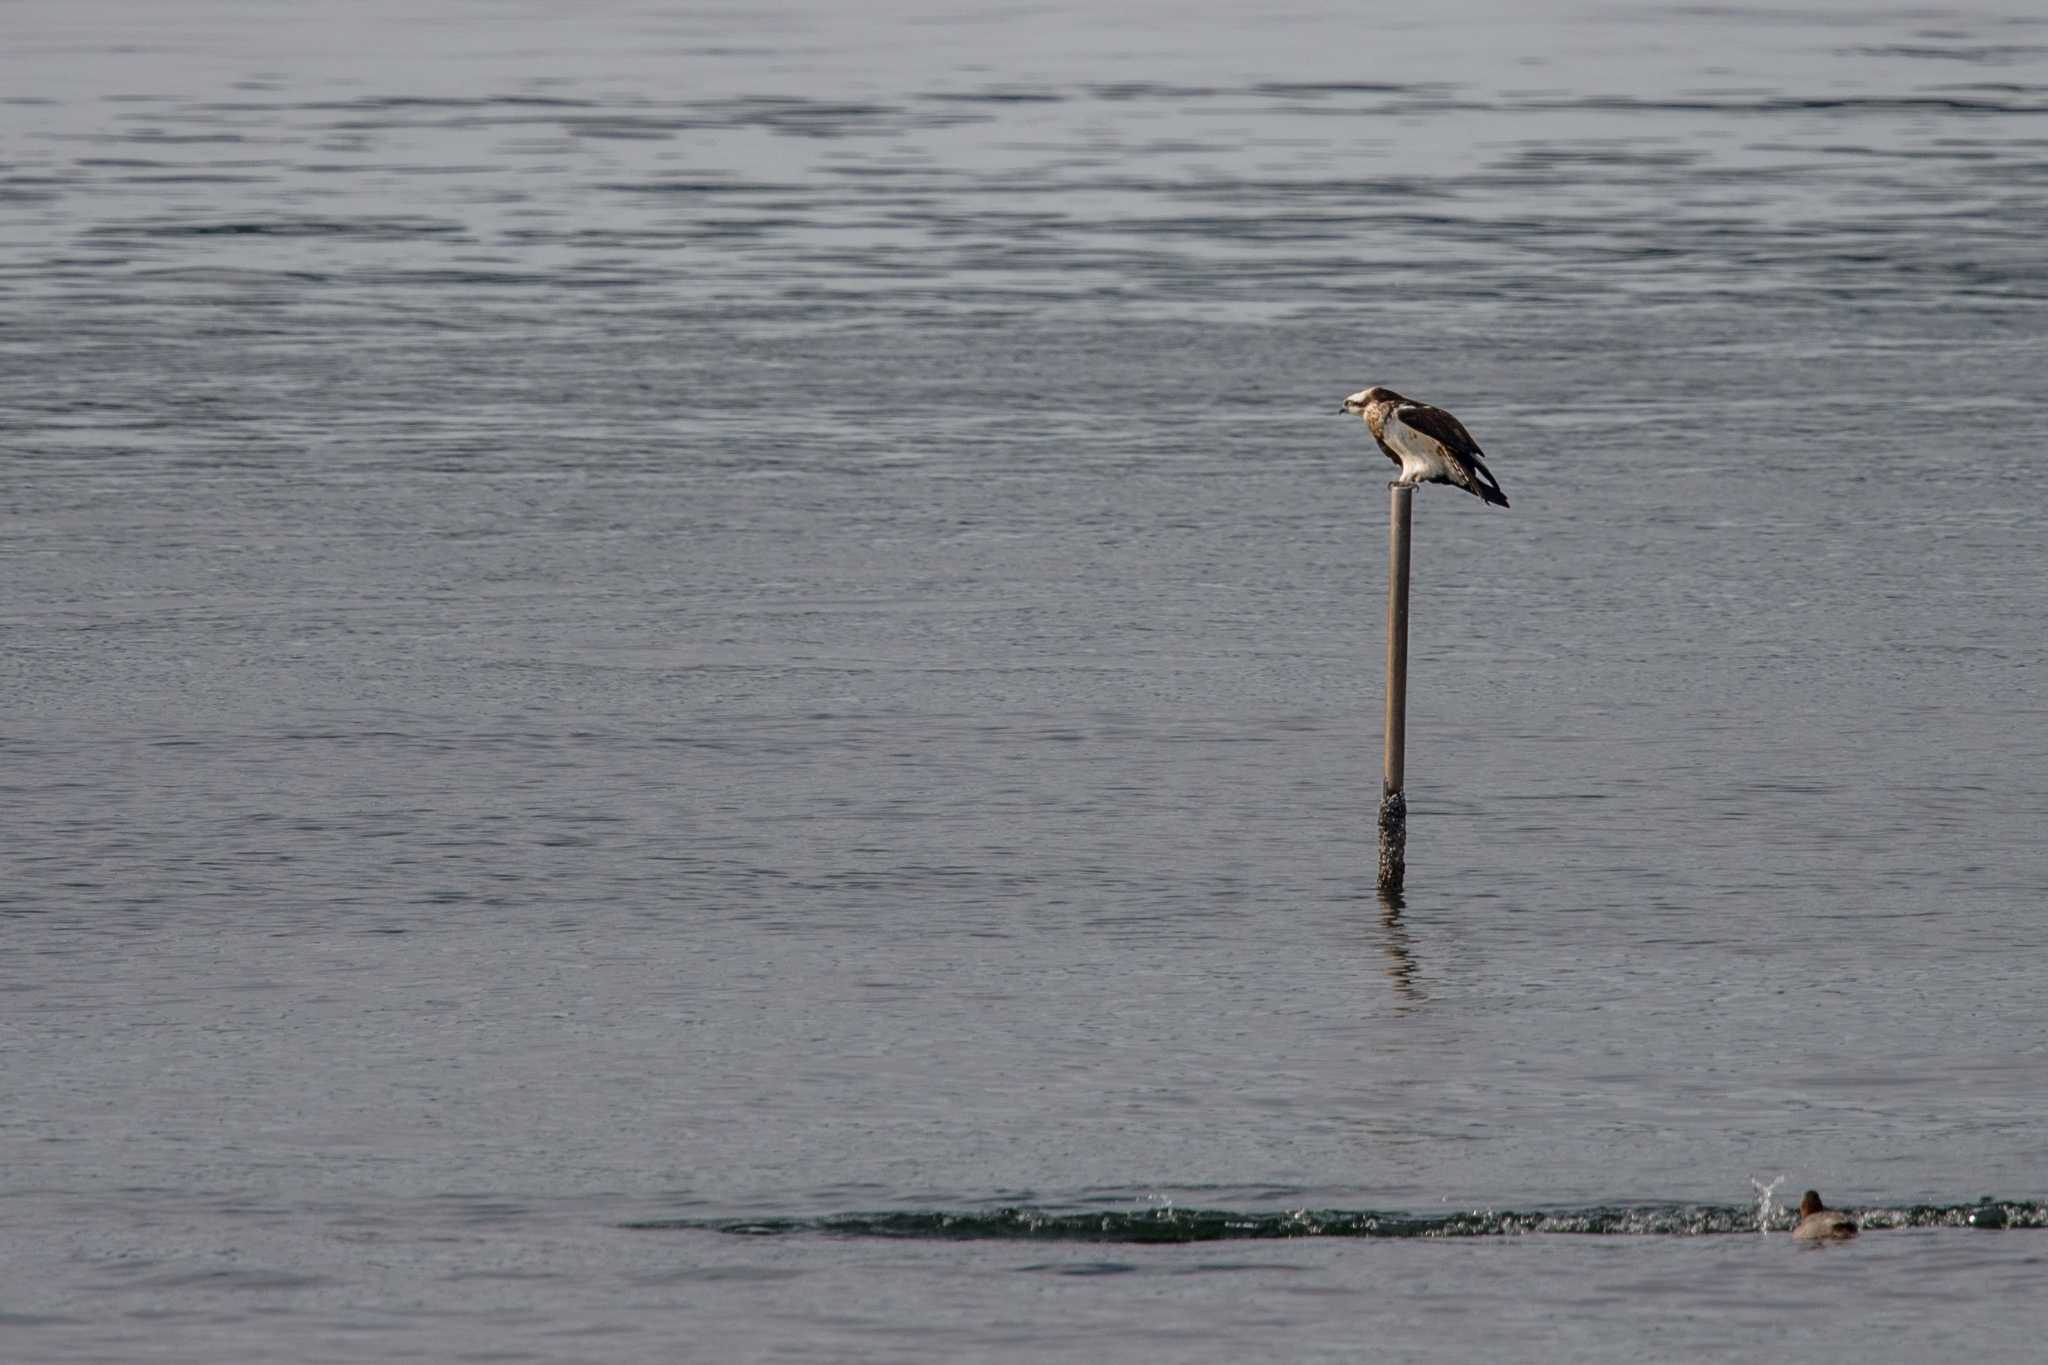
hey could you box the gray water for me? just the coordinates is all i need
[6,0,2048,1360]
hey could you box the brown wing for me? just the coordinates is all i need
[1393,402,1485,461]
[1393,402,1509,508]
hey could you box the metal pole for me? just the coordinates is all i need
[1378,484,1412,892]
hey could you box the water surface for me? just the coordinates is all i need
[5,1,2047,1360]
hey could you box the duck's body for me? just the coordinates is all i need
[1338,386,1509,508]
[1791,1190,1858,1242]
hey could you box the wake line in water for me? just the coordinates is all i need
[628,1200,2044,1242]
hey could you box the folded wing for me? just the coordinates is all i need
[1390,403,1509,508]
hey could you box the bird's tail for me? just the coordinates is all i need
[1473,462,1509,508]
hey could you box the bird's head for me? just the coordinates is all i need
[1339,385,1401,415]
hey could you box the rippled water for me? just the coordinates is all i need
[6,0,2048,1360]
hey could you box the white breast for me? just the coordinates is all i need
[1383,412,1453,481]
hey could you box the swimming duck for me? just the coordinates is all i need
[1791,1190,1858,1241]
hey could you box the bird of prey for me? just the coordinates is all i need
[1339,386,1509,508]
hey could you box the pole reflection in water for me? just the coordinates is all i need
[1376,887,1422,1007]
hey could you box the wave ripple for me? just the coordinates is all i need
[629,1199,2047,1241]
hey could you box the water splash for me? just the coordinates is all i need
[1751,1174,1788,1234]
[627,1196,2048,1242]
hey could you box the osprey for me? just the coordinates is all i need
[1339,386,1509,508]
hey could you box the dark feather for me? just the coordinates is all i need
[1392,401,1484,461]
[1394,402,1510,508]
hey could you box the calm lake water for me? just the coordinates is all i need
[5,0,2047,1360]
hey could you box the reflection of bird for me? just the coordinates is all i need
[1791,1190,1858,1241]
[1339,386,1509,507]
